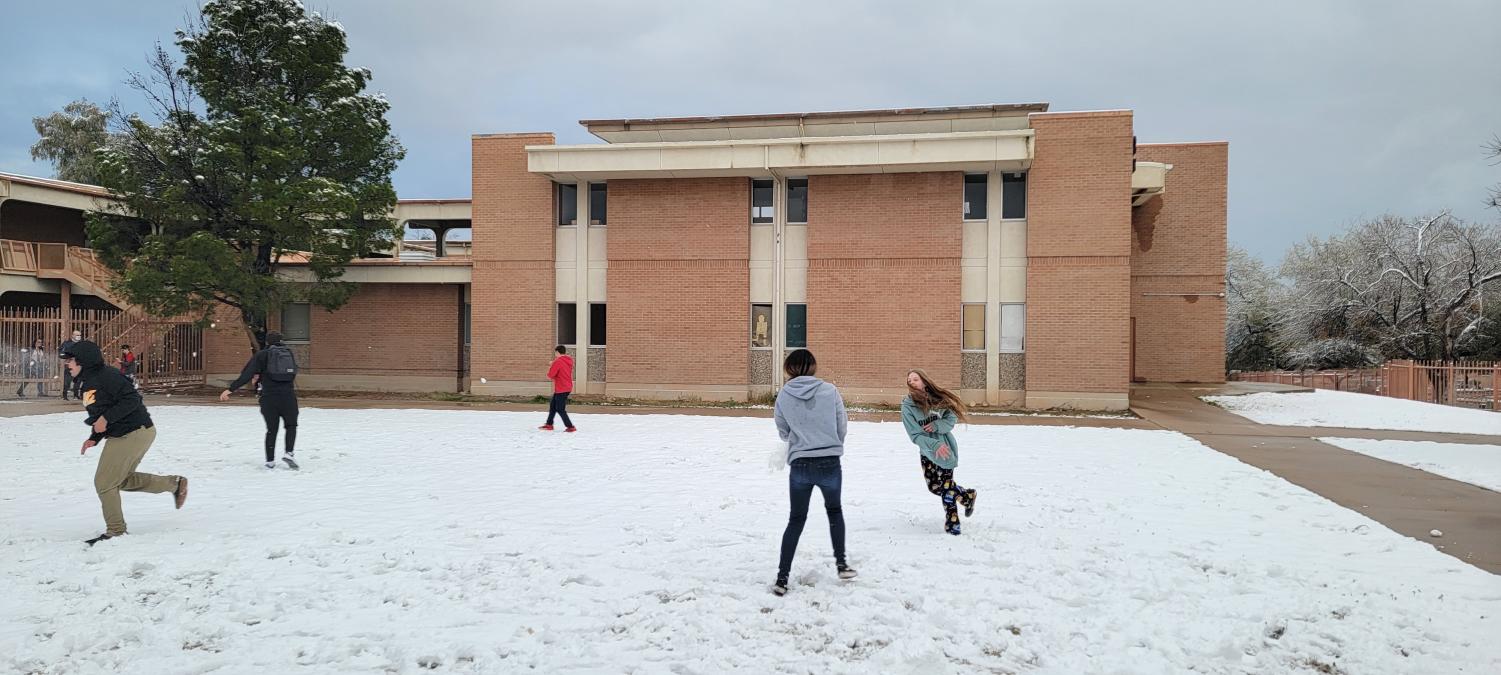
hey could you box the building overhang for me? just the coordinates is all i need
[1131,161,1173,206]
[527,130,1035,181]
[277,260,471,284]
[395,199,471,226]
[0,172,118,212]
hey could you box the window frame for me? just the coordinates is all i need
[962,173,988,222]
[557,183,578,226]
[786,178,808,225]
[588,302,607,347]
[999,302,1025,353]
[588,182,607,226]
[751,179,774,224]
[557,302,578,346]
[1001,172,1027,220]
[280,302,311,343]
[785,303,807,349]
[750,303,773,349]
[961,303,986,352]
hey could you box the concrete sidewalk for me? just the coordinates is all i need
[1131,383,1501,574]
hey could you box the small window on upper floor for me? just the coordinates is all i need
[751,179,773,224]
[1002,173,1027,220]
[589,183,607,226]
[963,174,987,221]
[787,179,808,224]
[557,184,578,226]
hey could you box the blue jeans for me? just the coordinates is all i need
[778,456,846,579]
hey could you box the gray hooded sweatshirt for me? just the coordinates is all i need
[774,376,848,464]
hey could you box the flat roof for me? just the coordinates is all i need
[579,103,1050,128]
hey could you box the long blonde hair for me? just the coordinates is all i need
[907,369,968,423]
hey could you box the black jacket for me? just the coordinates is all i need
[69,341,153,441]
[228,345,297,395]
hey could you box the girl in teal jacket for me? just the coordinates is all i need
[901,369,976,535]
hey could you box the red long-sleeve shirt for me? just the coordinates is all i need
[547,355,574,394]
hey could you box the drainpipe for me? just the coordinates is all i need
[766,145,786,390]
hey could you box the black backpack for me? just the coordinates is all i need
[265,345,299,382]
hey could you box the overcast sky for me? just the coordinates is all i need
[2,0,1497,261]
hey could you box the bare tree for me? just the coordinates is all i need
[1225,246,1286,370]
[1487,134,1501,212]
[1278,213,1501,362]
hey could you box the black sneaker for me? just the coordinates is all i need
[837,564,858,580]
[282,454,300,470]
[85,532,123,546]
[963,489,977,518]
[772,577,789,596]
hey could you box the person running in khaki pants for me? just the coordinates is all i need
[61,340,188,545]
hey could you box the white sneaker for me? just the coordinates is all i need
[264,461,276,469]
[282,454,300,470]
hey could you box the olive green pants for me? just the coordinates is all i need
[94,425,176,535]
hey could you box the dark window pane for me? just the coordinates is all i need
[751,179,773,224]
[558,184,578,225]
[1002,172,1027,219]
[786,304,807,348]
[557,303,577,345]
[787,179,808,224]
[463,302,471,345]
[963,174,987,220]
[589,183,607,225]
[590,303,606,346]
[280,303,311,341]
[751,304,772,347]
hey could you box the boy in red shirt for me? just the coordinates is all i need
[540,345,576,432]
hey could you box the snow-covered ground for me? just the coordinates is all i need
[1205,389,1501,435]
[1318,437,1501,493]
[2,407,1498,674]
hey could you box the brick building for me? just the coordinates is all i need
[469,103,1227,410]
[3,102,1227,410]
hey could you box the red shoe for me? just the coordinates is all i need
[539,425,554,431]
[565,427,577,433]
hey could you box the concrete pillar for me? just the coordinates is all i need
[573,183,590,392]
[985,172,1002,406]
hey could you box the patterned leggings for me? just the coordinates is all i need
[921,456,974,531]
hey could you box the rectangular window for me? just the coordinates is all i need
[786,303,807,349]
[1000,303,1025,352]
[557,183,578,226]
[1002,172,1027,219]
[751,303,772,348]
[751,179,773,224]
[462,302,471,345]
[589,183,607,225]
[557,303,577,345]
[787,178,808,224]
[280,303,311,342]
[963,173,987,220]
[589,303,606,347]
[962,304,985,351]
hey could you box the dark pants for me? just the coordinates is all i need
[16,365,44,397]
[63,369,79,399]
[260,393,299,462]
[921,456,973,531]
[778,456,847,579]
[546,392,573,428]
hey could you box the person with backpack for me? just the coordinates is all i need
[61,340,189,545]
[219,331,301,469]
[901,369,976,536]
[539,345,576,432]
[771,349,857,596]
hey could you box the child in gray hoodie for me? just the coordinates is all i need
[772,349,858,596]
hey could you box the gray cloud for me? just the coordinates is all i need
[3,0,1497,262]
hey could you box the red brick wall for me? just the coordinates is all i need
[0,201,89,246]
[1131,142,1228,383]
[806,173,962,390]
[470,133,556,384]
[1025,112,1134,394]
[608,178,748,385]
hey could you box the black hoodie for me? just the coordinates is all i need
[66,340,152,441]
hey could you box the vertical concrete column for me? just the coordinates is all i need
[985,171,1002,406]
[772,177,786,389]
[574,183,590,392]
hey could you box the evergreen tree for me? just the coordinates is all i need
[89,0,404,351]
